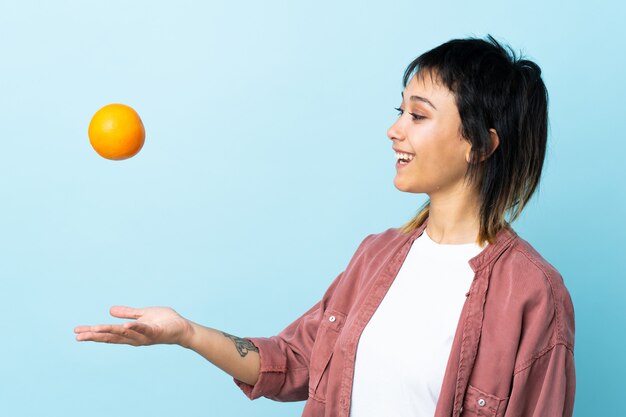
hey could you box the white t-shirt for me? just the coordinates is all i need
[349,230,485,417]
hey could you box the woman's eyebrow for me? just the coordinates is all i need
[401,92,437,110]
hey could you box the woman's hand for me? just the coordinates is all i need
[74,306,194,347]
[75,305,260,385]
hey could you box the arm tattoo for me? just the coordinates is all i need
[222,331,259,357]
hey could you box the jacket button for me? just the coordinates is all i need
[478,398,486,407]
[329,315,336,322]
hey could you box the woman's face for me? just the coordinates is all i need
[387,71,472,196]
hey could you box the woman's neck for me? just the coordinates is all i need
[425,188,483,245]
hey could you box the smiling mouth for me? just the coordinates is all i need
[395,152,415,165]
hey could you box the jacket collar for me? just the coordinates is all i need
[408,218,518,273]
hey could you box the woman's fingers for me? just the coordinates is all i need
[74,306,178,345]
[75,325,148,345]
[109,306,144,320]
[74,324,111,334]
[74,325,93,333]
[74,324,122,334]
[74,306,147,335]
[75,324,137,337]
[75,331,140,345]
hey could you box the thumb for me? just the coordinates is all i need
[110,306,144,320]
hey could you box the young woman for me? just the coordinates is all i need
[75,36,575,417]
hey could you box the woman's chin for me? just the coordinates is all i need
[393,179,420,193]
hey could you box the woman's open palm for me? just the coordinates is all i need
[74,306,193,347]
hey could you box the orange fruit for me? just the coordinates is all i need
[88,103,145,160]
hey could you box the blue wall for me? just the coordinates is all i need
[1,1,624,415]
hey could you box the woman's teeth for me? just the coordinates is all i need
[395,152,415,164]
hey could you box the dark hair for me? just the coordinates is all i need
[399,35,548,245]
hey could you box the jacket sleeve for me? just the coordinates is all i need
[233,233,374,402]
[504,342,576,417]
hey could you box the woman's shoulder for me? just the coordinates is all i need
[360,226,413,247]
[344,226,405,263]
[347,226,413,262]
[496,232,575,347]
[505,233,565,285]
[337,227,413,286]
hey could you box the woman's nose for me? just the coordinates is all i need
[387,119,404,142]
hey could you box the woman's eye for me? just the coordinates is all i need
[394,107,424,121]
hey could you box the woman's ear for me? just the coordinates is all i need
[465,129,500,163]
[485,128,500,160]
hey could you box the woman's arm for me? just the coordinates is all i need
[74,306,260,386]
[185,321,260,386]
[504,343,575,417]
[76,233,375,400]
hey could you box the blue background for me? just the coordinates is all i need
[1,1,624,416]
